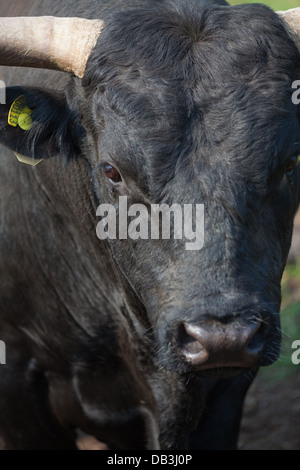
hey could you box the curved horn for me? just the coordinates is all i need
[277,8,300,51]
[0,17,104,78]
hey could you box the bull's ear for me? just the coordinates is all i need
[0,86,84,165]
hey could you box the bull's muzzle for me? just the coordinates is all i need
[177,320,264,370]
[156,303,280,376]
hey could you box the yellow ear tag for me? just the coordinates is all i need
[8,96,27,127]
[8,96,33,131]
[18,108,33,131]
[8,96,41,166]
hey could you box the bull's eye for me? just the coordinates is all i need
[104,165,122,183]
[285,155,299,176]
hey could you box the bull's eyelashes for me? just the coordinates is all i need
[104,164,122,184]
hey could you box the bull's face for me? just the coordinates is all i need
[0,3,300,378]
[76,4,300,377]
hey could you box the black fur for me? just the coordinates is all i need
[83,1,300,199]
[0,0,299,450]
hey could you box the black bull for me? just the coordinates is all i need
[0,0,299,450]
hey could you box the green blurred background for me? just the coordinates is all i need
[229,0,299,9]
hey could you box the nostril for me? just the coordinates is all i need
[176,323,209,363]
[246,321,265,355]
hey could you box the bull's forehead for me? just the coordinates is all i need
[84,1,300,199]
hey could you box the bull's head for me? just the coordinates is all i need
[0,4,300,379]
